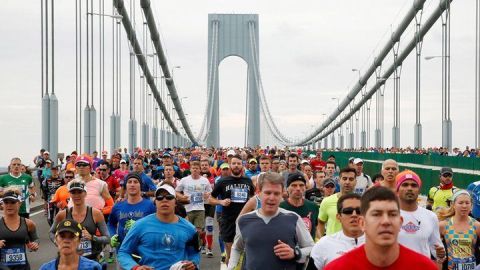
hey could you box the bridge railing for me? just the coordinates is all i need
[318,151,480,194]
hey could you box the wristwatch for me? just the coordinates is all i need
[294,246,302,260]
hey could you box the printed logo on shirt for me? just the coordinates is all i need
[302,212,312,232]
[161,233,176,251]
[401,221,420,233]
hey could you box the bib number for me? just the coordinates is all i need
[231,188,248,203]
[454,263,475,270]
[79,239,92,256]
[1,247,26,266]
[191,192,204,204]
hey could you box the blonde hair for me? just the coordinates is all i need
[437,192,472,221]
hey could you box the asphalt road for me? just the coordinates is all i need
[25,208,223,270]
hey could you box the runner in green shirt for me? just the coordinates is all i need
[318,167,357,239]
[280,173,319,239]
[0,158,36,218]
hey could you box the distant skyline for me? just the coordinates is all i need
[0,0,477,165]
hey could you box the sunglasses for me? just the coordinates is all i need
[76,163,89,167]
[324,184,335,188]
[156,194,175,201]
[340,207,361,215]
[442,173,452,178]
[64,176,74,179]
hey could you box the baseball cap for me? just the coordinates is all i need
[395,170,422,190]
[226,150,236,157]
[120,159,127,164]
[353,158,363,164]
[301,160,309,165]
[55,219,83,238]
[220,163,230,170]
[323,178,336,187]
[155,185,176,198]
[75,155,92,166]
[440,167,453,176]
[248,158,258,164]
[287,173,306,187]
[44,151,50,155]
[1,190,22,203]
[348,157,355,163]
[162,153,172,158]
[68,180,87,192]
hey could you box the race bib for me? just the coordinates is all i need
[1,247,26,266]
[78,239,92,256]
[191,192,204,204]
[452,261,475,270]
[231,188,248,203]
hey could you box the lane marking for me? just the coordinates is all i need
[30,209,45,217]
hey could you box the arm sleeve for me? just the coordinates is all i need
[310,240,327,270]
[227,218,245,270]
[295,215,315,263]
[117,222,141,270]
[94,220,111,245]
[102,197,114,215]
[107,206,118,236]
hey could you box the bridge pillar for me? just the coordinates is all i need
[128,119,137,154]
[49,94,59,164]
[206,14,260,147]
[152,127,158,149]
[84,106,97,155]
[339,133,344,150]
[441,5,452,152]
[331,134,336,149]
[414,124,422,149]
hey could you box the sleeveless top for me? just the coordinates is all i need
[0,217,30,270]
[444,217,477,270]
[255,195,262,210]
[66,207,102,260]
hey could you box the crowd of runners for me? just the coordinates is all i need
[0,147,480,269]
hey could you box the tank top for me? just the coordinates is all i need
[66,206,102,260]
[0,217,30,270]
[255,195,262,210]
[444,217,477,270]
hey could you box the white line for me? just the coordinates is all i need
[30,209,45,217]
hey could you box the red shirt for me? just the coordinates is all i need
[324,244,436,270]
[310,159,326,171]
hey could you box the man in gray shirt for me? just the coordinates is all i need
[228,172,314,270]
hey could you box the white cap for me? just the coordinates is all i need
[301,159,309,164]
[353,158,364,164]
[155,185,176,198]
[227,149,236,157]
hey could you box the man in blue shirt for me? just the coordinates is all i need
[108,173,156,247]
[118,185,200,270]
[467,180,480,219]
[119,158,157,200]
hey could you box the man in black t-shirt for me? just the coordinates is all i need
[209,155,254,266]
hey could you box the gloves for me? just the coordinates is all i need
[110,234,119,248]
[125,219,136,230]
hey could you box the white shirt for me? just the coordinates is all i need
[354,173,372,195]
[310,231,365,269]
[176,175,212,212]
[399,207,442,258]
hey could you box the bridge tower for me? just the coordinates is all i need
[206,14,260,147]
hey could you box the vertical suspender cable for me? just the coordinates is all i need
[41,0,44,98]
[102,0,105,149]
[51,0,54,94]
[45,0,49,96]
[86,0,90,107]
[75,0,78,150]
[90,0,94,107]
[117,21,121,115]
[99,0,102,151]
[79,0,82,151]
[112,1,115,116]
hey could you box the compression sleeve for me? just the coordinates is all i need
[94,220,111,245]
[102,197,114,215]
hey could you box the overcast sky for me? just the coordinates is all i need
[0,0,476,166]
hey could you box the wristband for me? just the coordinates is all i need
[132,266,140,270]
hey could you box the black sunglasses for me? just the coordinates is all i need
[99,169,107,171]
[340,207,361,215]
[442,173,452,177]
[156,194,175,201]
[76,163,89,167]
[64,176,74,179]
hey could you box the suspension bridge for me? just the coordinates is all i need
[0,0,478,164]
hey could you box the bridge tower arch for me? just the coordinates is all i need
[206,14,260,147]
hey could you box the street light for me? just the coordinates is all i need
[424,56,443,60]
[172,66,181,78]
[352,68,361,82]
[87,12,123,20]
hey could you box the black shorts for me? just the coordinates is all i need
[204,204,215,218]
[219,216,236,243]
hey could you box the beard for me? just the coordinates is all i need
[231,167,242,176]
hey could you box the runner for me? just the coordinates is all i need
[305,171,326,204]
[43,165,64,225]
[50,180,110,262]
[324,187,437,270]
[40,219,102,270]
[0,157,36,218]
[119,157,156,200]
[50,169,74,210]
[282,153,301,186]
[378,159,399,192]
[117,185,200,270]
[108,173,156,264]
[200,158,216,257]
[280,173,319,239]
[310,150,326,172]
[428,167,457,212]
[214,162,230,263]
[318,167,357,238]
[209,154,255,265]
[352,158,372,195]
[438,190,480,270]
[396,170,445,265]
[251,155,271,187]
[228,172,314,270]
[0,189,39,270]
[310,193,364,270]
[72,155,114,215]
[175,161,212,256]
